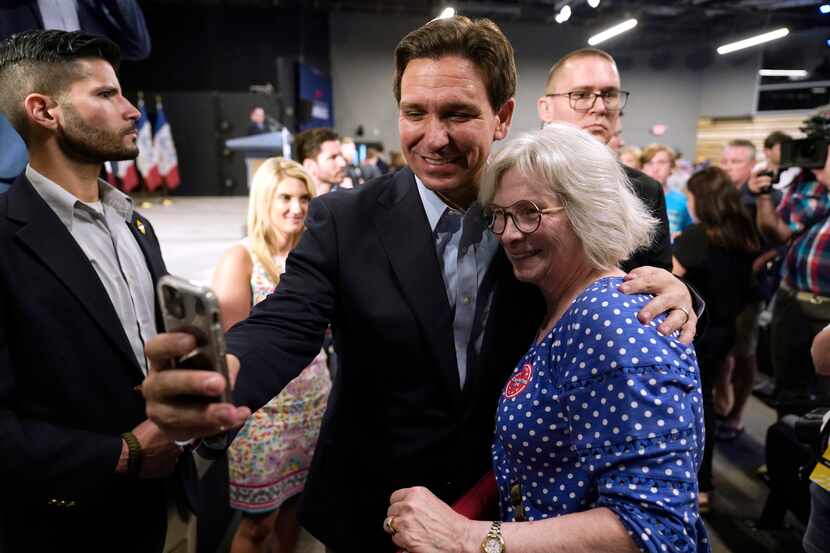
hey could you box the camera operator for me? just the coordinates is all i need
[754,131,802,192]
[748,107,830,409]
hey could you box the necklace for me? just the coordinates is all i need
[433,188,469,214]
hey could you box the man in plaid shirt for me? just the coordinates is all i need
[749,106,830,406]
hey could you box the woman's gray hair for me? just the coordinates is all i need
[479,123,658,271]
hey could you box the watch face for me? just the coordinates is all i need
[483,537,503,553]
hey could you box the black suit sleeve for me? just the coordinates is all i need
[226,196,336,413]
[621,167,672,272]
[79,0,152,60]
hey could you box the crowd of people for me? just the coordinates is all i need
[0,12,829,553]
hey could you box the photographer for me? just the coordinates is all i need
[756,131,802,191]
[748,107,830,408]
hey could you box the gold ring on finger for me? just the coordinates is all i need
[677,306,690,326]
[383,515,397,535]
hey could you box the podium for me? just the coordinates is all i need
[225,129,292,190]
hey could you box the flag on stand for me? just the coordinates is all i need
[103,161,118,187]
[135,98,162,192]
[153,98,180,190]
[118,158,140,192]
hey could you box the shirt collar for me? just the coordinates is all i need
[26,165,135,229]
[415,174,455,232]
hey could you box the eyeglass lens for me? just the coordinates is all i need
[485,200,543,234]
[571,91,627,111]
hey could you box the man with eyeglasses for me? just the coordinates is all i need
[537,47,672,271]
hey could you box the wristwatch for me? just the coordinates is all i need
[481,521,505,553]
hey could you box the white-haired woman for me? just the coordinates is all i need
[385,125,708,553]
[212,158,331,553]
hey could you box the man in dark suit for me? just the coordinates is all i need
[0,0,151,191]
[142,17,698,553]
[0,30,182,552]
[537,47,673,272]
[0,0,151,60]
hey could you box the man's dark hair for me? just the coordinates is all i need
[295,127,339,163]
[393,16,516,112]
[764,131,792,150]
[0,30,121,140]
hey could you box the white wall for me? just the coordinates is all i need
[329,12,761,160]
[700,51,762,118]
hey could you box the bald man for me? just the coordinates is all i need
[537,47,671,271]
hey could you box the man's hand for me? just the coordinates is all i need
[386,486,476,553]
[142,332,250,442]
[132,419,181,478]
[747,166,773,194]
[751,249,779,274]
[619,266,697,344]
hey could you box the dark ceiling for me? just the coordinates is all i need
[147,0,829,50]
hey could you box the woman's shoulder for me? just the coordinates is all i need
[673,224,707,267]
[556,277,694,375]
[217,243,253,270]
[674,223,706,243]
[565,276,652,322]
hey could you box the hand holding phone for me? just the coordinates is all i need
[157,275,231,403]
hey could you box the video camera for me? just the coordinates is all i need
[780,106,830,169]
[780,138,829,169]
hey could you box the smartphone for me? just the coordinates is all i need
[157,275,231,403]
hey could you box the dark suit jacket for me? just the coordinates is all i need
[623,165,672,272]
[227,167,672,552]
[0,1,152,187]
[0,175,172,552]
[0,0,152,60]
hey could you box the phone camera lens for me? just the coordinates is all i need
[163,286,185,319]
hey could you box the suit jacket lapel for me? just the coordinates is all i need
[372,168,462,403]
[127,213,167,332]
[9,176,143,376]
[477,249,544,396]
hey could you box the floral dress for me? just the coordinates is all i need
[228,250,332,513]
[493,276,710,553]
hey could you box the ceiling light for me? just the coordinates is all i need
[820,4,830,14]
[556,5,572,23]
[716,27,790,55]
[438,7,455,19]
[588,18,638,46]
[759,69,808,78]
[587,0,600,7]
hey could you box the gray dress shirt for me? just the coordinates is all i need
[26,165,157,374]
[415,176,499,388]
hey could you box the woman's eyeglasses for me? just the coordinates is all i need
[482,199,565,235]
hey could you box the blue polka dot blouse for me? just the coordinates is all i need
[492,276,710,553]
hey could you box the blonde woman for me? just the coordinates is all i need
[212,158,331,553]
